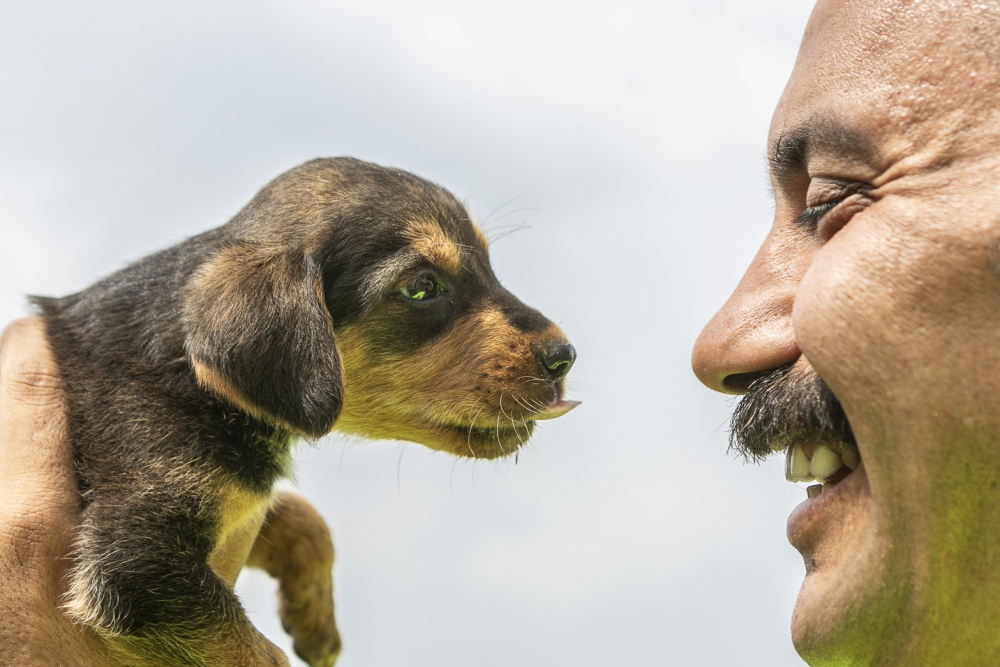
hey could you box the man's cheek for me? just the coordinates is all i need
[792,203,987,404]
[790,221,912,406]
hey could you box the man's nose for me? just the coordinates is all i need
[691,228,805,394]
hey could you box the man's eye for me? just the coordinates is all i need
[796,180,874,235]
[400,276,442,301]
[796,199,841,230]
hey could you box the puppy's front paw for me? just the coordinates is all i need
[281,594,341,667]
[248,492,341,667]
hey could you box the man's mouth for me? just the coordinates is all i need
[723,364,875,574]
[728,363,858,494]
[776,440,862,498]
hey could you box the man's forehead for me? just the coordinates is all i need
[769,0,1000,180]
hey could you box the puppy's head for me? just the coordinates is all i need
[184,158,577,459]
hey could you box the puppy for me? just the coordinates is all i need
[34,158,578,667]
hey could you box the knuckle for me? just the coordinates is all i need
[3,363,63,408]
[0,317,63,408]
[0,508,54,563]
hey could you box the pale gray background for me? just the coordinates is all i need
[0,2,816,665]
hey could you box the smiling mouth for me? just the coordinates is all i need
[777,440,862,498]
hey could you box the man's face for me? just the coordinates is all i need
[693,0,1000,663]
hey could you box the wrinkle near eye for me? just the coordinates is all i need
[817,194,873,241]
[805,178,855,206]
[796,201,839,231]
[797,178,874,236]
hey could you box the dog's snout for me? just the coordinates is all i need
[538,342,576,380]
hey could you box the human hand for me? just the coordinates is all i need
[0,318,124,666]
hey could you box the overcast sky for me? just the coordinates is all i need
[1,2,818,665]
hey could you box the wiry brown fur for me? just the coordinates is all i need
[34,157,576,666]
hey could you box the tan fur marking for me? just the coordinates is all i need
[208,482,274,588]
[404,218,462,273]
[184,243,273,302]
[191,360,309,437]
[334,308,568,458]
[471,222,491,251]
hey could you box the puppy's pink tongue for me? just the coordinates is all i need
[532,399,581,421]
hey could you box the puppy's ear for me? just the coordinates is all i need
[183,244,343,438]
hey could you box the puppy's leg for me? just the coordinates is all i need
[247,492,341,667]
[67,487,290,667]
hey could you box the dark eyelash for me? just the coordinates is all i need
[795,199,840,230]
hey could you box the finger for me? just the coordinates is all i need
[0,317,77,533]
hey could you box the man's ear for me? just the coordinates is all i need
[182,243,343,438]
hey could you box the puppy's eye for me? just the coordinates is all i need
[400,276,442,301]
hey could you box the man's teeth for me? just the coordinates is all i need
[809,445,841,480]
[783,442,858,490]
[785,445,813,482]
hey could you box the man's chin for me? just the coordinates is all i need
[786,467,906,664]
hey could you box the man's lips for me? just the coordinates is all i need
[771,438,865,563]
[787,463,868,565]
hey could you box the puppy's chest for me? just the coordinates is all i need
[203,428,293,584]
[208,480,275,586]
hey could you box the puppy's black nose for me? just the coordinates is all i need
[539,343,576,380]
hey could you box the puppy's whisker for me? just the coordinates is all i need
[498,395,528,440]
[509,413,526,445]
[498,394,513,422]
[466,403,489,457]
[511,395,532,414]
[480,194,528,227]
[462,395,488,428]
[396,444,407,500]
[524,398,546,413]
[488,221,534,244]
[494,401,507,457]
[452,242,482,255]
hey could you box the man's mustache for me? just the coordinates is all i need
[729,365,856,462]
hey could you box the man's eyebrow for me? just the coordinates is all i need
[769,118,878,185]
